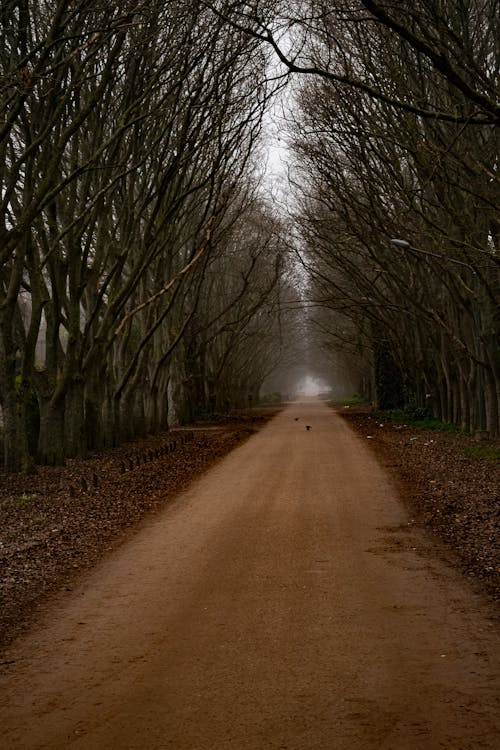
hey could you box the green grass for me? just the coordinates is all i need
[331,394,368,407]
[14,492,41,505]
[462,445,500,461]
[259,392,282,405]
[381,410,460,433]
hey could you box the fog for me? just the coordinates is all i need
[294,375,330,397]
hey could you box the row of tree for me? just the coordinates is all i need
[2,1,498,472]
[0,1,294,471]
[220,0,499,435]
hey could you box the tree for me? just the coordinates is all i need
[0,0,281,470]
[208,0,499,123]
[282,1,499,432]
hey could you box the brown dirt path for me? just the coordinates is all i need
[0,400,499,749]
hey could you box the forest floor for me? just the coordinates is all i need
[0,403,498,658]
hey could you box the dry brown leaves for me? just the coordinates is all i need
[340,409,499,604]
[0,413,272,656]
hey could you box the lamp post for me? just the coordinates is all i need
[389,238,487,436]
[390,239,476,273]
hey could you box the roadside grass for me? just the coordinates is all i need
[259,392,282,405]
[380,409,461,433]
[380,410,499,461]
[330,394,368,407]
[13,492,41,505]
[462,445,500,461]
[331,400,499,461]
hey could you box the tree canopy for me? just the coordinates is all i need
[1,1,498,472]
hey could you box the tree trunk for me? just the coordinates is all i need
[65,377,86,458]
[484,364,499,438]
[2,383,26,472]
[457,361,471,432]
[38,396,65,465]
[85,394,101,451]
[102,393,119,448]
[119,391,136,442]
[0,343,32,472]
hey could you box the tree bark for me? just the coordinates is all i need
[64,377,86,458]
[38,396,65,466]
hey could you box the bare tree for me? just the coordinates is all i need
[0,0,279,469]
[207,0,499,123]
[285,1,499,433]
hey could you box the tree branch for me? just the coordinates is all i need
[114,215,215,336]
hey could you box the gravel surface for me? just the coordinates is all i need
[1,404,498,658]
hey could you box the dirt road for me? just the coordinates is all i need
[1,401,499,749]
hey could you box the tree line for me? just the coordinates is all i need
[214,0,499,436]
[2,1,498,473]
[0,0,292,471]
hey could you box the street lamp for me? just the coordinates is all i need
[390,238,476,273]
